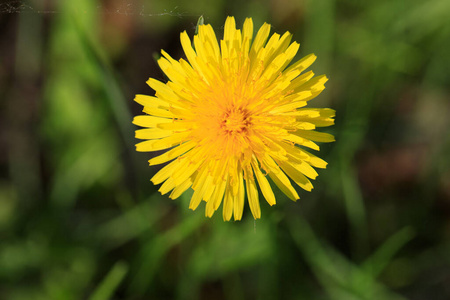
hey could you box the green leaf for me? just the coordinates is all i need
[89,261,128,300]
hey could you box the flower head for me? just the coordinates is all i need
[133,17,335,221]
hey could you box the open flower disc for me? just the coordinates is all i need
[133,16,335,221]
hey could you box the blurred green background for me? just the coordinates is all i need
[1,0,450,299]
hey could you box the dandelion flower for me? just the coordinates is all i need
[133,17,335,221]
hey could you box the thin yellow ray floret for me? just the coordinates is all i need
[170,177,193,199]
[233,168,246,221]
[135,128,172,140]
[190,169,211,210]
[222,185,234,221]
[277,160,314,191]
[134,94,170,108]
[149,141,196,166]
[135,131,190,152]
[132,115,172,128]
[205,178,227,217]
[245,169,261,219]
[252,158,276,206]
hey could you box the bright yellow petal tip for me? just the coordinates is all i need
[133,17,335,221]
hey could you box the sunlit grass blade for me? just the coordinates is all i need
[92,198,171,250]
[128,213,205,296]
[72,14,135,154]
[289,216,407,300]
[362,227,415,277]
[89,261,128,300]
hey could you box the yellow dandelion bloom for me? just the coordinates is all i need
[133,16,335,221]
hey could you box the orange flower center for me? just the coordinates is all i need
[220,107,251,135]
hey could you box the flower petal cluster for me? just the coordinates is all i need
[133,16,335,221]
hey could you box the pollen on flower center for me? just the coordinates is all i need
[220,107,251,135]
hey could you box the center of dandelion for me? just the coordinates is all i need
[220,107,251,135]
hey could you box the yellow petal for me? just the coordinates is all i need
[205,178,227,217]
[265,156,299,201]
[294,74,328,95]
[157,121,192,131]
[149,141,196,166]
[142,106,174,118]
[180,31,199,70]
[250,22,271,60]
[171,149,203,185]
[233,167,245,221]
[146,78,180,104]
[134,94,169,108]
[284,134,320,151]
[151,159,179,185]
[297,148,328,169]
[159,177,175,195]
[295,130,335,143]
[198,24,220,60]
[170,178,193,199]
[277,160,313,191]
[223,16,237,45]
[285,53,316,74]
[133,115,172,128]
[245,170,261,219]
[252,158,276,206]
[135,128,172,140]
[222,184,234,221]
[242,18,253,55]
[288,70,315,91]
[135,131,190,152]
[268,170,299,201]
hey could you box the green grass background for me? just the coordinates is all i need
[1,0,450,299]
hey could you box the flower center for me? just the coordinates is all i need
[221,107,251,135]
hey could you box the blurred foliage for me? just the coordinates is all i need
[1,0,450,299]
